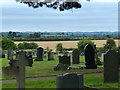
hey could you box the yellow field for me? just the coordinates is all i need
[15,40,119,50]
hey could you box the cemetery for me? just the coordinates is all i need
[0,42,120,89]
[0,0,120,89]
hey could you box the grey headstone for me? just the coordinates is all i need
[7,49,14,60]
[95,53,102,65]
[84,44,97,69]
[103,50,119,83]
[59,56,70,66]
[56,73,84,88]
[35,47,44,61]
[72,49,79,64]
[48,51,54,61]
[0,50,5,58]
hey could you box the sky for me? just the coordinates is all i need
[0,0,118,32]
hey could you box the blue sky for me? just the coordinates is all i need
[1,0,118,32]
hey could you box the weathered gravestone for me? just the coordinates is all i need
[95,54,102,65]
[35,47,44,61]
[84,44,97,69]
[72,49,79,64]
[93,45,102,65]
[54,55,70,70]
[103,50,119,83]
[0,50,5,58]
[26,51,32,56]
[56,73,84,89]
[59,56,70,66]
[3,51,33,88]
[48,51,54,61]
[7,49,14,60]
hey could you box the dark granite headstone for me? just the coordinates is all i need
[84,44,97,69]
[56,73,84,88]
[103,50,119,83]
[117,51,120,66]
[35,47,43,61]
[59,56,70,66]
[72,49,79,64]
[54,55,70,70]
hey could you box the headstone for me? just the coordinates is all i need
[54,55,70,70]
[56,73,84,89]
[117,51,120,66]
[84,44,97,69]
[33,52,37,56]
[35,47,44,61]
[103,50,119,83]
[3,51,33,88]
[0,50,5,58]
[7,49,14,60]
[95,53,102,65]
[48,51,54,61]
[72,49,79,64]
[59,56,70,66]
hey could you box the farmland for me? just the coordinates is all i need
[15,40,119,50]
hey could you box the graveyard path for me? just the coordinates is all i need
[1,73,103,83]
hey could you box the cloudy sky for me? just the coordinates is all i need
[1,0,118,32]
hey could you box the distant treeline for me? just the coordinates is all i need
[1,31,119,41]
[10,38,113,41]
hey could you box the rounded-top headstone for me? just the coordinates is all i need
[84,44,97,69]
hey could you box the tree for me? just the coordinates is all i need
[8,31,17,38]
[2,37,16,50]
[8,31,13,38]
[104,38,116,50]
[16,0,91,11]
[18,42,38,49]
[56,43,63,51]
[17,43,25,49]
[77,39,94,52]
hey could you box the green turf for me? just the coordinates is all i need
[2,74,119,88]
[1,55,104,80]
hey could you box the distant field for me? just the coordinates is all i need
[15,40,119,50]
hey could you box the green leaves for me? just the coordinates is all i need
[2,38,17,50]
[18,42,38,49]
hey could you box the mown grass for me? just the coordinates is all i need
[2,74,119,88]
[1,55,103,80]
[1,55,120,89]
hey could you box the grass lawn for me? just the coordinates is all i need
[1,55,104,80]
[2,74,119,88]
[1,54,119,89]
